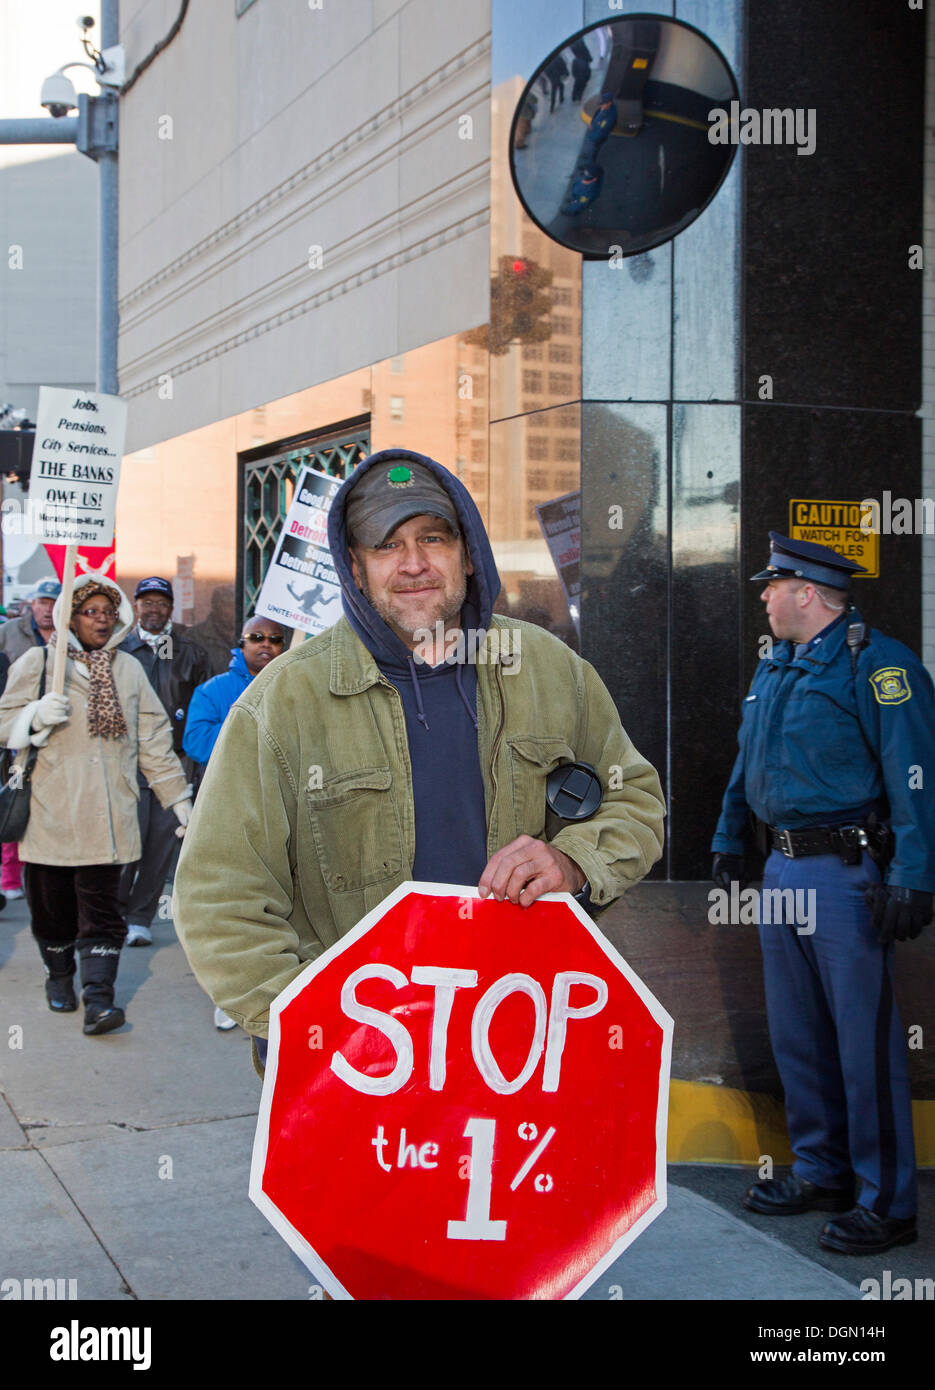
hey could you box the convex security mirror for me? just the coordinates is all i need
[509,14,739,258]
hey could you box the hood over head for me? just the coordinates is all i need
[328,448,500,669]
[53,570,135,652]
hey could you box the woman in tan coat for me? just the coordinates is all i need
[0,573,192,1035]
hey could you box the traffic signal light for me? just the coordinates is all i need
[465,255,554,355]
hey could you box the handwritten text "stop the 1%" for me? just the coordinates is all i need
[330,965,609,1096]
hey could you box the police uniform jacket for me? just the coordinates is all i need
[712,610,935,893]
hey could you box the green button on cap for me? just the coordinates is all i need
[388,465,412,484]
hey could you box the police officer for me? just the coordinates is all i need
[712,532,934,1254]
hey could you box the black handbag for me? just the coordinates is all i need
[0,648,48,842]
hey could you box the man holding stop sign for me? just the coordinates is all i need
[174,449,666,1293]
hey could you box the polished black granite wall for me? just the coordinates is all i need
[581,0,925,880]
[744,0,923,412]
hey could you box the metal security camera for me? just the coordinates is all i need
[40,71,79,118]
[78,15,95,31]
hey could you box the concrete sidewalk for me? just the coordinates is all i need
[0,897,887,1301]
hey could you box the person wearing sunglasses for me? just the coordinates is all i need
[0,573,191,1035]
[182,614,287,1028]
[183,616,287,769]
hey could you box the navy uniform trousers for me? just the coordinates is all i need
[760,848,916,1219]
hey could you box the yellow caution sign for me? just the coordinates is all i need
[788,499,879,578]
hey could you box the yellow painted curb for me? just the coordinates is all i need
[668,1080,935,1167]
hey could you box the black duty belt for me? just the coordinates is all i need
[769,824,869,862]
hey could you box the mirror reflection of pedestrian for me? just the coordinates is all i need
[570,40,592,102]
[545,54,568,112]
[585,94,618,154]
[514,90,538,149]
[562,164,604,215]
[0,574,191,1034]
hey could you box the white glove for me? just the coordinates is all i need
[32,692,71,732]
[173,798,193,838]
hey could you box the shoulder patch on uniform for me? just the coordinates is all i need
[869,667,912,705]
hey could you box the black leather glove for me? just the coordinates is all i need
[865,884,933,944]
[712,853,747,891]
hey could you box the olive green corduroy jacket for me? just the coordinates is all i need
[173,616,665,1038]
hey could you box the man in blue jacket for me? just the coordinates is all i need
[712,532,935,1254]
[183,615,286,768]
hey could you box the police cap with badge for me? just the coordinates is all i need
[751,532,868,671]
[749,531,866,589]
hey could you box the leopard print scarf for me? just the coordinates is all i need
[50,633,128,740]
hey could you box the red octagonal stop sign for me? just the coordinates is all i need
[250,883,673,1300]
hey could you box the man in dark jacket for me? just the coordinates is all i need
[119,577,212,946]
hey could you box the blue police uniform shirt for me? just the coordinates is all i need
[712,608,935,892]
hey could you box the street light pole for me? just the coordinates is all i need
[98,0,119,395]
[0,2,121,396]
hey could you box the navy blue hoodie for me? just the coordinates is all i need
[328,450,501,885]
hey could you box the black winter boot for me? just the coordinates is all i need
[78,942,125,1035]
[37,939,77,1013]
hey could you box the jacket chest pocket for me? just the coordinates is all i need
[305,767,404,893]
[738,683,778,750]
[508,736,577,838]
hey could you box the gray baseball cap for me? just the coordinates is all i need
[346,459,459,548]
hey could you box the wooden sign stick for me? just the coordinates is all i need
[51,544,78,696]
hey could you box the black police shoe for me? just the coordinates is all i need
[82,1005,126,1037]
[819,1207,917,1255]
[742,1173,855,1215]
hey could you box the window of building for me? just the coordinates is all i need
[548,373,574,395]
[554,440,578,461]
[527,471,548,490]
[522,371,543,393]
[528,437,549,460]
[551,286,572,306]
[552,318,572,336]
[390,396,404,421]
[555,472,578,491]
[239,420,370,621]
[390,356,405,374]
[522,346,544,360]
[549,344,573,364]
